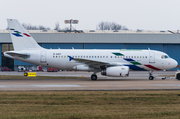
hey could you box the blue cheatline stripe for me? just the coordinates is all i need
[12,33,23,37]
[124,65,147,71]
[123,58,135,62]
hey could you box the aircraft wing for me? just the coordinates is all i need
[4,51,30,59]
[68,56,122,68]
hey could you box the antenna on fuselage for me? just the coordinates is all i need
[72,47,74,50]
[148,48,150,50]
[58,47,60,49]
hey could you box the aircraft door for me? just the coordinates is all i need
[149,52,155,63]
[40,51,47,63]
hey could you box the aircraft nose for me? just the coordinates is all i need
[172,59,178,68]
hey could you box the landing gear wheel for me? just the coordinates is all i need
[176,73,180,80]
[149,76,154,80]
[162,77,166,80]
[91,74,97,81]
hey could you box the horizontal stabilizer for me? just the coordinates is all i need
[4,51,30,58]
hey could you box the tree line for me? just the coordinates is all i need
[22,23,51,30]
[97,21,128,30]
[7,21,129,31]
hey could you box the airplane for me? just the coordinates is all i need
[4,19,178,80]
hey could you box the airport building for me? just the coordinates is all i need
[0,30,180,70]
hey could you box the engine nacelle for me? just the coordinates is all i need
[101,66,129,77]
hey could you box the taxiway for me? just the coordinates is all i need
[0,71,179,91]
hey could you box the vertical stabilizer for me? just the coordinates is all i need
[7,19,43,51]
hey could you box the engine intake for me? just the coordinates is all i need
[101,66,129,77]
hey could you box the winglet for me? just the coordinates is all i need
[68,55,74,61]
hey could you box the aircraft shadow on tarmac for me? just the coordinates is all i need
[68,78,152,81]
[95,79,148,81]
[74,78,177,81]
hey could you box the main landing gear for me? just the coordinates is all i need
[91,74,97,80]
[91,69,99,81]
[149,71,154,80]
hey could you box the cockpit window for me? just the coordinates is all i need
[161,55,169,59]
[164,55,169,58]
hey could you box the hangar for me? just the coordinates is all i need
[0,30,180,70]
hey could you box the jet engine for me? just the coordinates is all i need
[101,66,129,77]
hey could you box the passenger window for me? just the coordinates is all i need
[111,56,112,58]
[106,56,108,58]
[61,56,63,58]
[134,56,136,58]
[97,56,99,58]
[89,56,91,58]
[64,56,66,58]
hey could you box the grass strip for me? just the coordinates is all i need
[0,90,180,119]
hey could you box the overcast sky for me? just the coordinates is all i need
[1,0,180,30]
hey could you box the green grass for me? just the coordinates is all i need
[0,91,180,119]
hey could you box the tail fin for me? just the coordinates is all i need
[7,19,43,51]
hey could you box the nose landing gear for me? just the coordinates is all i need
[149,71,154,80]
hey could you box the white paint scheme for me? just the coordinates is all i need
[4,19,178,80]
[104,66,129,77]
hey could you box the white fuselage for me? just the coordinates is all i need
[4,49,178,71]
